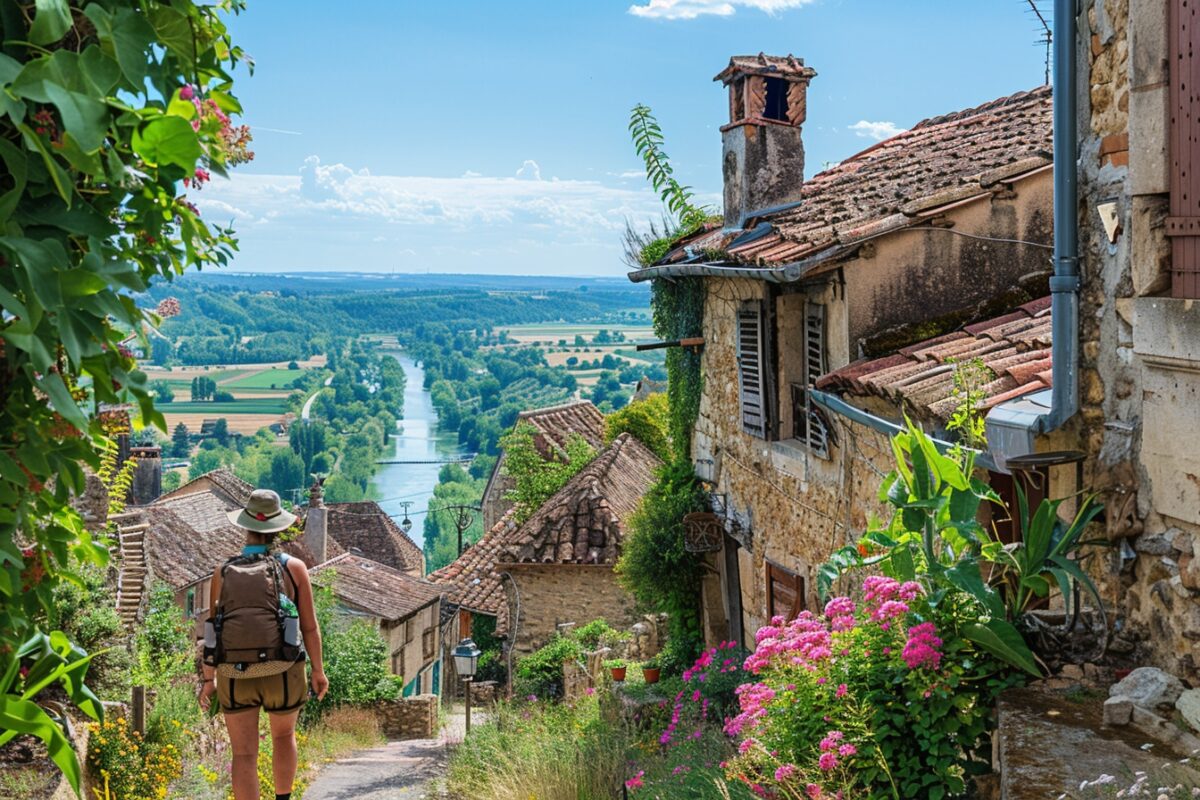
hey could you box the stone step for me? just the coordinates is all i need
[108,511,142,522]
[119,523,149,533]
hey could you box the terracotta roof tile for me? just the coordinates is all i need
[818,298,1053,421]
[647,86,1051,273]
[428,512,517,632]
[311,554,441,622]
[517,400,607,456]
[324,502,424,576]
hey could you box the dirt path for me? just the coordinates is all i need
[304,706,476,800]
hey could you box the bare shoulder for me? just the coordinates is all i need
[284,553,311,581]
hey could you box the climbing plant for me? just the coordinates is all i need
[0,1,251,789]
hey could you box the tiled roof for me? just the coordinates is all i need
[499,433,662,565]
[816,297,1053,421]
[714,53,816,83]
[324,502,425,576]
[311,554,442,622]
[428,512,516,630]
[157,468,254,507]
[516,400,606,456]
[654,86,1052,272]
[142,484,309,590]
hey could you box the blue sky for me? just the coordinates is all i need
[198,0,1052,276]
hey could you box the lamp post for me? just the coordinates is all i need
[453,637,481,734]
[398,500,414,534]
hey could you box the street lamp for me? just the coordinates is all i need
[399,500,413,534]
[453,637,481,734]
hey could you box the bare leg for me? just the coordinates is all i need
[269,709,300,795]
[225,710,261,800]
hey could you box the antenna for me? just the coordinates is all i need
[1024,0,1052,86]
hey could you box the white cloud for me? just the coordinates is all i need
[515,159,542,181]
[191,157,695,274]
[848,120,906,141]
[628,0,815,20]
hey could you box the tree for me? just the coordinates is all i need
[0,3,250,789]
[171,423,191,458]
[323,474,364,504]
[212,389,235,403]
[162,471,183,493]
[266,450,305,498]
[189,450,224,481]
[211,418,230,447]
[149,380,174,404]
[150,337,174,366]
[500,422,596,523]
[574,334,587,346]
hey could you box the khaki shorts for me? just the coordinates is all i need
[217,661,307,716]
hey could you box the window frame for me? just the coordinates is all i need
[765,561,805,622]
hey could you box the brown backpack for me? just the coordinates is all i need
[203,553,303,677]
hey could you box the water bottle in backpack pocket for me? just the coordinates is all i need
[280,593,301,648]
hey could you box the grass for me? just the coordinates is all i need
[0,762,58,799]
[224,368,313,390]
[161,398,288,414]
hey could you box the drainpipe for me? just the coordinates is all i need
[1037,0,1081,434]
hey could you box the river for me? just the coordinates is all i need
[369,352,465,553]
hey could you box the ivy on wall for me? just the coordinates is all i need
[652,277,705,462]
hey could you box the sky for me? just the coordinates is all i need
[197,0,1054,277]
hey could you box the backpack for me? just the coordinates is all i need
[203,552,304,677]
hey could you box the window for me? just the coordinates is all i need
[184,588,195,618]
[391,650,405,681]
[763,77,788,122]
[789,303,832,456]
[404,618,415,644]
[422,627,436,661]
[737,301,770,438]
[1169,0,1200,297]
[766,562,804,622]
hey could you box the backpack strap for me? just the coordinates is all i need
[277,553,299,599]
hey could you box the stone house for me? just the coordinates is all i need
[628,55,1056,646]
[479,400,606,530]
[433,432,660,659]
[311,553,444,696]
[1056,0,1200,681]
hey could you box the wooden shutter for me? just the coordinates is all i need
[789,303,831,456]
[766,562,804,622]
[737,302,769,438]
[1170,0,1200,298]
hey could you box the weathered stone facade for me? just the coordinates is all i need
[1077,0,1200,680]
[503,564,639,656]
[372,694,439,740]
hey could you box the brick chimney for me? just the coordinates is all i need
[129,446,162,504]
[715,54,816,229]
[304,476,328,564]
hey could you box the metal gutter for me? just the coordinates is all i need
[811,390,997,471]
[1036,0,1081,434]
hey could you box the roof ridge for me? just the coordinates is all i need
[516,399,600,419]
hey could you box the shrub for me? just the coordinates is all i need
[500,422,596,524]
[604,393,670,461]
[132,583,195,689]
[87,717,182,800]
[723,577,1022,799]
[570,618,627,650]
[311,619,402,714]
[514,634,583,699]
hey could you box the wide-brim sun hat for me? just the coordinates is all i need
[227,488,297,534]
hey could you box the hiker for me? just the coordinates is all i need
[198,488,329,800]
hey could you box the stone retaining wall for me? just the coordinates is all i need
[372,694,438,740]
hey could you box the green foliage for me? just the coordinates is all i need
[309,581,401,715]
[49,562,130,700]
[500,422,596,524]
[514,634,583,699]
[422,465,487,573]
[604,393,670,461]
[132,583,194,689]
[818,417,1105,678]
[651,278,705,462]
[946,358,991,452]
[617,460,707,670]
[0,630,105,795]
[149,379,175,404]
[628,104,707,230]
[170,422,191,458]
[570,618,623,650]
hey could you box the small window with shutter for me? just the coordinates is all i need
[766,562,804,622]
[789,302,832,456]
[737,301,770,438]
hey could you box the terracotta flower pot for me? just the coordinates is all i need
[642,667,661,685]
[610,666,627,682]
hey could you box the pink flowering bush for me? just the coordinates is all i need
[724,577,1021,799]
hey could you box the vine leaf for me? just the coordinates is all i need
[28,0,72,47]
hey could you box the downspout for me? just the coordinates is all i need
[1037,0,1081,433]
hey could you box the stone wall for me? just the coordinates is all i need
[1078,0,1200,679]
[505,564,639,656]
[372,694,438,740]
[694,276,895,646]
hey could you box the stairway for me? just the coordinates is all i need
[110,510,149,628]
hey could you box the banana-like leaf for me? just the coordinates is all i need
[0,695,81,794]
[961,619,1041,677]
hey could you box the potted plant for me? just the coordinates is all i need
[605,658,627,682]
[641,655,661,685]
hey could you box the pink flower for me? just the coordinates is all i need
[774,764,796,781]
[818,751,838,771]
[625,771,645,790]
[806,784,823,799]
[835,683,847,698]
[585,687,595,696]
[902,622,943,671]
[179,85,195,100]
[838,743,857,757]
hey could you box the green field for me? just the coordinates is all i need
[497,323,655,340]
[160,398,288,414]
[224,368,312,390]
